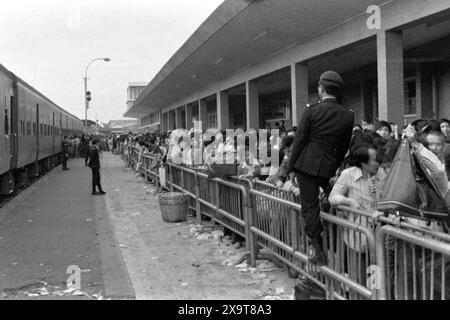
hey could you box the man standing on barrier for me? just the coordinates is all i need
[288,71,354,266]
[89,138,106,195]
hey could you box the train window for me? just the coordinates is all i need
[33,122,36,136]
[27,121,31,136]
[40,123,43,135]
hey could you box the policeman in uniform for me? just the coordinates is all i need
[288,71,354,266]
[88,138,106,195]
[62,136,70,171]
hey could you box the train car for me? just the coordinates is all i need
[0,63,83,195]
[0,65,14,189]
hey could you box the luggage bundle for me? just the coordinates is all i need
[378,139,449,223]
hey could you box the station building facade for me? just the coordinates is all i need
[124,0,450,134]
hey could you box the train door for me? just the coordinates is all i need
[36,104,40,161]
[9,80,18,170]
[1,95,11,173]
[52,112,55,154]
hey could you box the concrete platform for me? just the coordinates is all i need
[0,152,295,300]
[0,156,134,300]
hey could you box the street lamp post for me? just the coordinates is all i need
[83,57,110,132]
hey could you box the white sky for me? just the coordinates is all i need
[0,0,224,123]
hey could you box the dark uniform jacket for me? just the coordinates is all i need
[88,146,100,169]
[61,140,70,157]
[288,98,354,178]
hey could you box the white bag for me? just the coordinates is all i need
[159,167,167,187]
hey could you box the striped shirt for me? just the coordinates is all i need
[329,166,387,252]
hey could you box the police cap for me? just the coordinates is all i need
[320,71,343,87]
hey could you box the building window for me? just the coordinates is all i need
[404,78,416,115]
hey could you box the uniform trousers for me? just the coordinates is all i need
[296,171,331,240]
[62,154,68,169]
[91,167,102,192]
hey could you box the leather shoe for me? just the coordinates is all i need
[294,278,325,300]
[308,238,327,266]
[98,191,106,195]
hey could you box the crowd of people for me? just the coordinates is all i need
[119,113,450,296]
[121,118,450,228]
[118,70,450,299]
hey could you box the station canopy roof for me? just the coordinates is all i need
[125,0,441,118]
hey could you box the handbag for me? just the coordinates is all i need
[378,139,449,222]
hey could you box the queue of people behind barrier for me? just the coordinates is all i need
[119,117,450,299]
[121,119,450,234]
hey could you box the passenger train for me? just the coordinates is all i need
[0,63,83,195]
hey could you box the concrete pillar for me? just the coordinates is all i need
[185,104,193,129]
[291,63,309,127]
[168,109,176,130]
[246,80,259,130]
[175,107,184,129]
[217,91,229,130]
[377,30,405,126]
[162,112,168,132]
[198,99,208,131]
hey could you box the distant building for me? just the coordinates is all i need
[127,82,148,111]
[126,81,160,132]
[108,119,139,134]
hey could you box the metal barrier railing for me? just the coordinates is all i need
[117,145,450,300]
[249,189,377,300]
[376,225,450,300]
[166,163,254,265]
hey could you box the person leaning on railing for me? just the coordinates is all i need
[265,136,300,196]
[440,119,450,181]
[329,143,386,265]
[404,124,449,205]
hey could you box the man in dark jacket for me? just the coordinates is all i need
[82,135,91,166]
[62,136,70,171]
[88,138,106,195]
[288,71,354,266]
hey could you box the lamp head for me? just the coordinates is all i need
[104,57,111,62]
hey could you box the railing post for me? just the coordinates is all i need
[144,157,148,183]
[246,189,257,268]
[375,227,388,300]
[194,171,201,225]
[180,167,185,190]
[290,208,300,252]
[213,179,220,224]
[168,164,174,192]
